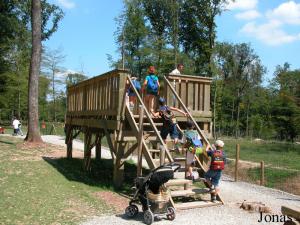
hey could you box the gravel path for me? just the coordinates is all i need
[3,134,300,225]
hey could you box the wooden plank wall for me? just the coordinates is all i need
[165,74,212,118]
[66,69,128,119]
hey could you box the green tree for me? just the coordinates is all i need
[213,42,266,137]
[142,0,171,71]
[270,63,300,141]
[180,0,228,75]
[42,47,66,122]
[113,0,150,78]
[66,72,88,87]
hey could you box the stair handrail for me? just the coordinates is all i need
[126,75,174,163]
[163,76,211,149]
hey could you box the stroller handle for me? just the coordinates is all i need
[151,162,181,173]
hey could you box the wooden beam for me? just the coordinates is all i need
[125,107,156,169]
[83,130,92,171]
[102,121,116,160]
[127,76,173,163]
[281,206,300,221]
[123,143,138,159]
[164,76,211,152]
[66,118,120,130]
[95,133,102,160]
[137,105,144,176]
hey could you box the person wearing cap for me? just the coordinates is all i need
[143,66,160,113]
[204,139,226,203]
[152,97,187,151]
[182,120,203,180]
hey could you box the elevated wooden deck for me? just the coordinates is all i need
[65,69,222,210]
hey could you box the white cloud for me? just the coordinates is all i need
[57,0,75,9]
[235,10,261,20]
[56,69,79,78]
[240,21,300,45]
[226,0,258,10]
[266,1,300,25]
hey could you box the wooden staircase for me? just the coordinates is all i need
[125,76,224,210]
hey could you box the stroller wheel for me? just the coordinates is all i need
[144,209,154,225]
[125,204,138,218]
[166,207,176,221]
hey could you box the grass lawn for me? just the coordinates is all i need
[0,136,132,225]
[221,138,300,171]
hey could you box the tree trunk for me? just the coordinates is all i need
[236,101,240,138]
[213,81,217,138]
[52,68,56,122]
[230,99,235,136]
[25,0,43,143]
[246,101,250,137]
[172,0,179,67]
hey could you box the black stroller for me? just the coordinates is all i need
[125,163,181,225]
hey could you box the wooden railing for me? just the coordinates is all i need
[164,74,212,118]
[67,69,128,119]
[126,76,174,164]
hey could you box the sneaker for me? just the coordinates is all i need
[174,144,180,154]
[211,195,217,203]
[186,176,193,180]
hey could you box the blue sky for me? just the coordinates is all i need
[45,0,300,84]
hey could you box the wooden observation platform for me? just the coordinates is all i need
[65,69,223,209]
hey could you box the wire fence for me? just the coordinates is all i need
[223,143,300,196]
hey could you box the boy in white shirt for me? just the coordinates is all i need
[12,117,21,136]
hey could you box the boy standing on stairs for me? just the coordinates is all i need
[182,121,203,180]
[205,140,226,203]
[152,97,186,150]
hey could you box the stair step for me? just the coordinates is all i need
[174,157,186,162]
[171,188,210,197]
[148,149,160,153]
[120,136,158,141]
[175,200,222,210]
[133,115,147,118]
[165,179,192,187]
[142,123,163,126]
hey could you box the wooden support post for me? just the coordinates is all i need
[235,144,240,182]
[137,105,144,177]
[160,144,165,166]
[66,126,73,159]
[83,131,92,171]
[260,161,265,186]
[95,134,102,160]
[113,141,125,188]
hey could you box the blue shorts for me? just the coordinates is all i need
[204,169,222,187]
[160,123,179,140]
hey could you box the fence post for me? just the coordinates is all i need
[235,144,240,182]
[260,161,265,186]
[137,105,144,177]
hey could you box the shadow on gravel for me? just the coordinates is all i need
[116,212,144,222]
[42,156,149,194]
[116,212,170,223]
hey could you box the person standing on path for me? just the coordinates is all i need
[205,140,226,203]
[12,117,21,136]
